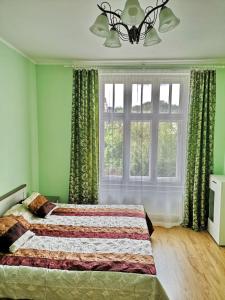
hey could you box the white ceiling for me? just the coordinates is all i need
[0,0,225,63]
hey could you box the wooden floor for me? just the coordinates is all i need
[152,227,225,300]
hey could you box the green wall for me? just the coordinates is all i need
[214,69,225,174]
[0,40,38,196]
[36,66,72,202]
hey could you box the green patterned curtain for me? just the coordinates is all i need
[69,69,99,204]
[183,70,216,231]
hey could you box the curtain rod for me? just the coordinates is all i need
[63,58,225,69]
[64,64,225,70]
[67,67,191,76]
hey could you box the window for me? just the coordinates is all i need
[104,84,124,112]
[100,73,189,188]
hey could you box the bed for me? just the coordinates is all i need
[0,185,169,300]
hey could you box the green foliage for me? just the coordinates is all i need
[104,121,123,176]
[104,119,178,178]
[130,122,150,177]
[157,122,177,177]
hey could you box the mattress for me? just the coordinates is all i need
[0,204,169,300]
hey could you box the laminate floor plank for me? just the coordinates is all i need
[152,226,225,300]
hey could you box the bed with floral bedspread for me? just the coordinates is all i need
[0,204,168,300]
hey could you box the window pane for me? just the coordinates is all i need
[104,84,113,112]
[130,122,151,177]
[143,84,152,113]
[114,84,124,112]
[157,122,178,178]
[104,121,123,176]
[159,84,170,113]
[132,84,141,113]
[171,84,180,113]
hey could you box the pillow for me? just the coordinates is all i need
[9,230,35,253]
[0,215,34,253]
[23,192,57,218]
[4,203,34,220]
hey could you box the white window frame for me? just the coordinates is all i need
[99,71,190,189]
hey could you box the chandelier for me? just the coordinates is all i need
[90,0,180,48]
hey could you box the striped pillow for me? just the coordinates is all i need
[23,193,56,218]
[0,215,34,253]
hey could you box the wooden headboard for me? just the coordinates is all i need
[0,184,27,216]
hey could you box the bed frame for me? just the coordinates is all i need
[0,184,27,216]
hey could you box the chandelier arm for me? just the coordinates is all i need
[109,22,133,43]
[109,22,129,31]
[144,6,154,24]
[143,21,152,26]
[153,0,160,25]
[137,0,170,39]
[118,34,129,41]
[116,26,129,37]
[120,34,129,40]
[115,25,129,41]
[97,4,121,19]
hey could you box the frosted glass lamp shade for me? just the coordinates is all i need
[158,6,180,33]
[104,28,121,48]
[89,13,109,38]
[143,27,162,46]
[121,0,145,26]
